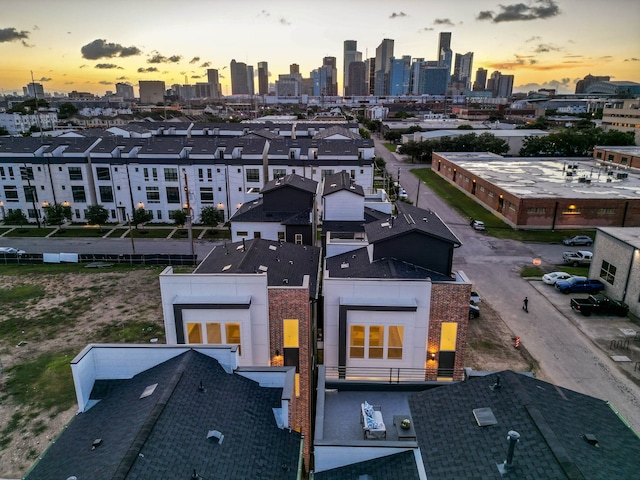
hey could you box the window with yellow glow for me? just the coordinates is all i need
[440,322,458,351]
[283,319,299,347]
[368,325,384,359]
[350,325,365,358]
[206,323,222,343]
[295,373,300,397]
[187,323,202,343]
[388,325,404,359]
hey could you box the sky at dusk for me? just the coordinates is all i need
[1,0,639,97]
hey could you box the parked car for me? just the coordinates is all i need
[555,276,605,294]
[471,220,485,231]
[542,271,573,285]
[0,247,25,256]
[562,250,593,267]
[570,294,629,317]
[563,235,593,246]
[469,304,480,319]
[470,291,481,304]
[398,188,408,199]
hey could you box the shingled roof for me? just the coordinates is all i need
[228,198,313,226]
[365,202,462,246]
[314,450,421,480]
[322,170,365,197]
[408,370,640,479]
[26,350,301,480]
[262,173,318,195]
[196,239,321,297]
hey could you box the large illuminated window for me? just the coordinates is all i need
[349,325,365,358]
[187,323,202,343]
[388,326,404,359]
[185,321,241,355]
[369,326,384,359]
[349,324,404,360]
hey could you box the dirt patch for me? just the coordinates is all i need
[0,267,164,478]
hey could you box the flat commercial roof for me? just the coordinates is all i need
[437,152,640,199]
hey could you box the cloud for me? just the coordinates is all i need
[0,27,30,43]
[33,25,39,31]
[279,17,291,25]
[200,61,211,68]
[137,67,159,73]
[79,64,88,69]
[514,77,573,93]
[525,36,542,43]
[534,43,560,53]
[434,18,454,26]
[147,53,182,64]
[390,12,407,19]
[258,9,270,17]
[420,27,434,32]
[65,81,74,85]
[478,0,560,22]
[39,77,52,82]
[99,81,111,85]
[624,57,639,62]
[189,56,200,64]
[191,75,202,79]
[81,39,141,59]
[116,76,128,80]
[95,63,123,69]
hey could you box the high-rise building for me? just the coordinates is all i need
[230,59,249,95]
[343,40,362,96]
[138,80,165,104]
[473,68,488,91]
[23,82,44,98]
[389,56,412,96]
[322,57,338,96]
[364,58,376,95]
[207,69,222,98]
[452,52,474,91]
[416,63,449,95]
[257,62,269,95]
[575,74,611,94]
[290,64,300,75]
[488,71,514,98]
[347,61,367,96]
[247,65,255,95]
[410,58,424,95]
[374,38,394,96]
[437,32,453,86]
[115,82,134,100]
[275,74,301,97]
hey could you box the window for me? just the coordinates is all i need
[99,185,113,203]
[168,209,182,219]
[206,323,222,343]
[349,325,404,360]
[273,169,287,180]
[246,168,260,182]
[24,186,37,203]
[254,232,261,239]
[350,170,355,179]
[146,186,160,203]
[152,168,158,181]
[237,231,248,237]
[0,167,5,178]
[96,167,110,181]
[28,208,38,218]
[20,166,34,180]
[144,168,149,181]
[278,231,285,241]
[597,208,616,215]
[200,187,214,203]
[166,186,180,203]
[187,323,202,343]
[164,168,178,182]
[562,207,581,215]
[226,323,241,354]
[321,169,334,179]
[198,168,204,181]
[156,210,161,219]
[295,233,303,245]
[527,208,546,215]
[68,167,83,181]
[71,185,86,203]
[207,168,212,181]
[599,260,617,285]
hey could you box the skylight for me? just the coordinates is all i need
[269,245,277,250]
[140,383,158,399]
[258,265,268,271]
[222,264,232,271]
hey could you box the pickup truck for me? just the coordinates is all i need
[562,250,593,266]
[555,276,605,294]
[570,294,629,317]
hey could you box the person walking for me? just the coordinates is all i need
[522,297,529,313]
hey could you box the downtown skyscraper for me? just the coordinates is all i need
[343,40,362,96]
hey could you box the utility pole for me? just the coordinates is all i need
[183,169,195,259]
[127,213,136,256]
[416,179,422,208]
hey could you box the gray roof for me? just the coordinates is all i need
[325,246,453,281]
[196,239,321,297]
[322,170,365,196]
[229,198,312,226]
[315,451,420,480]
[262,173,318,195]
[365,202,462,246]
[26,350,301,480]
[408,370,640,480]
[312,125,361,140]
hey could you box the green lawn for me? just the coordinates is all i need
[3,228,57,238]
[383,143,397,152]
[117,228,175,239]
[51,227,112,238]
[411,168,596,242]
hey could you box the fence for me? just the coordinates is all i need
[0,253,197,266]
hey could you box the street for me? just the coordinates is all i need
[373,135,640,432]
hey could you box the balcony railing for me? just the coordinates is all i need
[324,365,459,383]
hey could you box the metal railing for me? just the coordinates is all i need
[324,365,459,383]
[0,253,198,266]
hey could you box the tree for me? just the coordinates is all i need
[200,206,224,226]
[456,124,474,130]
[85,205,109,231]
[0,126,9,136]
[58,102,79,119]
[44,203,72,227]
[383,131,402,143]
[3,209,29,226]
[132,207,153,228]
[172,209,187,228]
[358,127,371,139]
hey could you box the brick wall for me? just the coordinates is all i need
[268,287,312,466]
[426,282,471,381]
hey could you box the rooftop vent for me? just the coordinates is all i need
[139,383,158,399]
[341,262,349,269]
[258,265,268,272]
[380,222,389,228]
[583,433,599,447]
[283,278,289,284]
[269,245,277,251]
[91,438,103,450]
[236,244,244,250]
[222,264,232,271]
[207,429,224,445]
[198,381,206,393]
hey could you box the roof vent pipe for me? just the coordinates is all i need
[497,430,520,474]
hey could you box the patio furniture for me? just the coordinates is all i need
[361,402,386,440]
[393,415,417,441]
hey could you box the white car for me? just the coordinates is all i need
[470,291,481,304]
[542,271,572,285]
[471,220,485,231]
[398,188,408,199]
[0,247,26,256]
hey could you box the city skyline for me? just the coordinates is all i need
[1,0,639,97]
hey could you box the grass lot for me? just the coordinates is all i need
[383,143,397,152]
[3,228,56,238]
[114,228,175,239]
[411,168,596,242]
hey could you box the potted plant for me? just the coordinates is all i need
[401,418,411,429]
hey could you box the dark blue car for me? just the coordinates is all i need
[555,276,605,294]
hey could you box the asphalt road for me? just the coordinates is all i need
[374,135,640,432]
